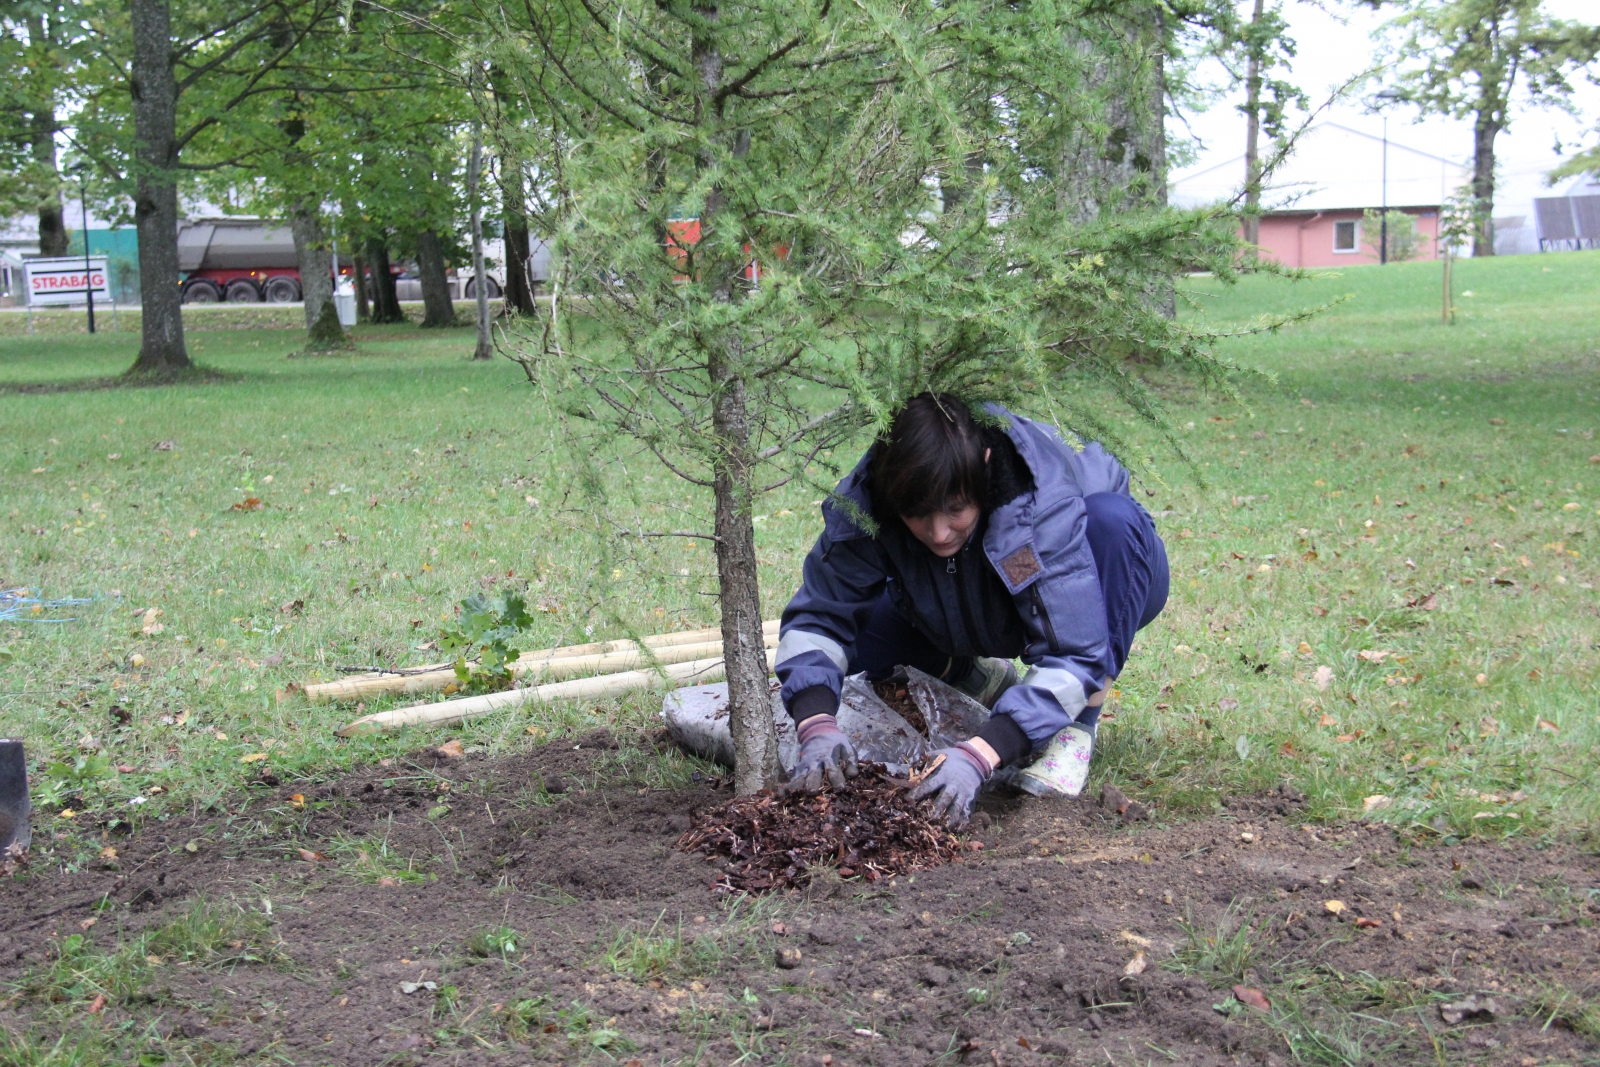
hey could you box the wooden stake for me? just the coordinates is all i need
[303,620,779,704]
[335,649,778,737]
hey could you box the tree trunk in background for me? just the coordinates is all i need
[1056,4,1166,223]
[127,0,191,374]
[415,230,456,328]
[352,251,371,321]
[25,15,67,257]
[289,202,338,334]
[468,123,493,360]
[31,119,67,257]
[1471,115,1498,256]
[499,144,535,315]
[1240,0,1265,253]
[366,239,405,323]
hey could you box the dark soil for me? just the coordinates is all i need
[3,732,1598,1067]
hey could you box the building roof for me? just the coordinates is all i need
[1171,122,1472,213]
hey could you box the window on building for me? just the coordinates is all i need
[1333,220,1359,253]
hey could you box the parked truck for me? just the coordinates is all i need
[175,216,546,304]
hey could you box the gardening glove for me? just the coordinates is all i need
[909,743,992,829]
[781,714,859,794]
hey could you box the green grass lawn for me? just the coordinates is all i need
[3,250,1598,863]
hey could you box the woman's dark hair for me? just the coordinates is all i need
[870,393,988,518]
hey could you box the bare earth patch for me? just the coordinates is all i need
[2,736,1596,1066]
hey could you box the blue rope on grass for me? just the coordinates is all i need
[0,587,108,624]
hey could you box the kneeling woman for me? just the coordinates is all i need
[776,394,1169,827]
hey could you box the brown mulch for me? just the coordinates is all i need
[677,767,965,893]
[872,677,930,734]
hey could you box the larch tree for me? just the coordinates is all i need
[1369,0,1600,255]
[490,0,1253,793]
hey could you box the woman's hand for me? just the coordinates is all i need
[910,741,996,828]
[781,715,859,794]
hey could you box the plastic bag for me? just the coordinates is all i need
[661,667,1001,780]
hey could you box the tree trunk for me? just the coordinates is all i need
[1240,0,1265,253]
[695,8,777,795]
[415,230,456,328]
[31,123,67,258]
[503,219,535,316]
[468,123,493,360]
[25,16,67,258]
[289,201,338,335]
[499,145,535,315]
[352,251,371,321]
[366,239,405,323]
[1471,114,1498,257]
[710,364,778,795]
[127,0,191,374]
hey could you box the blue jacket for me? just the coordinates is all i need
[776,405,1131,751]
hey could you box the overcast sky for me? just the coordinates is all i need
[1170,0,1600,216]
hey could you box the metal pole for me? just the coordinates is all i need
[80,183,96,333]
[1380,117,1388,266]
[330,210,339,291]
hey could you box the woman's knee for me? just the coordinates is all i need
[1083,491,1146,553]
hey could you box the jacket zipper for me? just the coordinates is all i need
[950,542,983,655]
[1030,584,1060,649]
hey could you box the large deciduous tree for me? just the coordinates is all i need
[1371,0,1600,256]
[499,0,1249,793]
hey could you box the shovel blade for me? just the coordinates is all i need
[0,739,30,853]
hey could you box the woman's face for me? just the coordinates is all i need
[901,501,982,558]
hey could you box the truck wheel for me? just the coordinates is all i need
[225,280,261,303]
[465,277,501,299]
[183,280,222,304]
[264,276,301,303]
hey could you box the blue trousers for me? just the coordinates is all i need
[848,492,1168,728]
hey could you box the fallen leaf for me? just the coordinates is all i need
[399,981,438,995]
[86,993,106,1014]
[1537,718,1559,733]
[79,917,98,931]
[1231,985,1270,1012]
[1356,650,1390,663]
[297,848,328,862]
[1312,665,1334,691]
[1324,900,1347,916]
[1317,713,1338,726]
[1474,673,1489,687]
[1296,641,1312,655]
[1354,917,1382,929]
[289,794,305,807]
[433,739,465,759]
[1335,732,1362,742]
[1311,605,1328,616]
[1118,931,1153,948]
[1123,951,1148,976]
[1301,549,1318,562]
[99,846,118,860]
[155,439,175,451]
[240,753,268,764]
[1217,697,1239,711]
[1362,795,1390,814]
[1407,593,1438,610]
[231,497,263,512]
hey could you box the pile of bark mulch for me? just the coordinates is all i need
[677,767,964,893]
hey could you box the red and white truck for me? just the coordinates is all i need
[176,217,545,304]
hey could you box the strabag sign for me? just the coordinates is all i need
[25,257,110,306]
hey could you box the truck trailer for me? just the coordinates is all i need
[175,217,546,304]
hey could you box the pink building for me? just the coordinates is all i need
[1171,122,1471,267]
[1255,206,1442,268]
